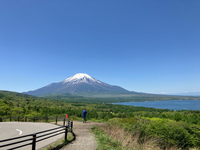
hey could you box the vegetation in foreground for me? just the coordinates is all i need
[91,126,123,150]
[92,117,200,150]
[1,90,200,149]
[41,132,74,150]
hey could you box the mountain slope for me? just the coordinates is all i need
[24,73,130,96]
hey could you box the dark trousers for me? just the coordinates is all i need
[83,116,86,123]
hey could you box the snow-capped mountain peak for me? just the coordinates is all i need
[24,73,130,96]
[62,73,101,84]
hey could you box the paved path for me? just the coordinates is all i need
[0,122,64,150]
[57,121,104,150]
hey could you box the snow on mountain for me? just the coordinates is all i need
[24,73,130,96]
[62,73,102,84]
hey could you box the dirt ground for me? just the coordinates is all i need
[57,121,104,150]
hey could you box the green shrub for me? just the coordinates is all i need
[145,118,200,149]
[107,117,200,149]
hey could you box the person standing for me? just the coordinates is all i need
[83,109,87,123]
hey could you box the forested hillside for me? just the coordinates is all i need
[1,90,200,149]
[44,93,200,103]
[1,90,200,124]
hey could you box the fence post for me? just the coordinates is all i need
[46,116,48,122]
[56,116,57,124]
[63,118,65,126]
[0,117,2,122]
[10,116,12,122]
[68,120,70,128]
[71,119,73,132]
[25,117,27,122]
[18,116,19,122]
[65,125,68,141]
[32,133,36,150]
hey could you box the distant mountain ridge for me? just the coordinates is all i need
[168,92,200,96]
[24,73,130,96]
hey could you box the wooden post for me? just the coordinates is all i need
[68,120,70,128]
[32,133,36,150]
[71,119,73,132]
[63,118,65,126]
[65,126,68,141]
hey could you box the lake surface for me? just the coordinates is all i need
[114,100,200,110]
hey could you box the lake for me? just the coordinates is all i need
[114,100,200,110]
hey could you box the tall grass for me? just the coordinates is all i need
[91,126,122,150]
[92,124,161,150]
[92,117,200,150]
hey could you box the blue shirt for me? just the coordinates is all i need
[83,110,87,117]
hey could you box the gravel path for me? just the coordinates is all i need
[57,121,104,150]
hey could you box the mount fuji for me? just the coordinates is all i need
[24,73,130,96]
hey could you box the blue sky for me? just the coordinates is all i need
[1,0,200,94]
